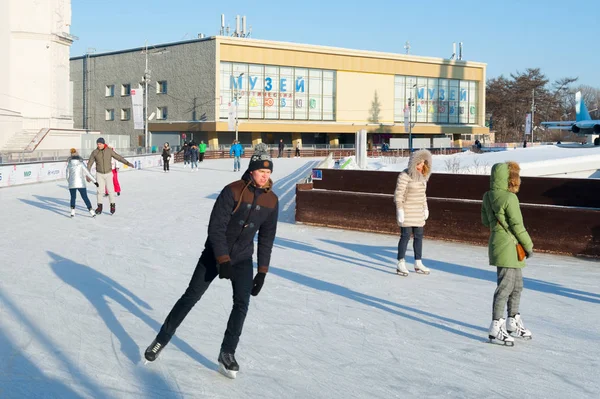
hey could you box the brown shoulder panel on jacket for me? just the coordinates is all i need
[256,191,278,209]
[227,180,247,202]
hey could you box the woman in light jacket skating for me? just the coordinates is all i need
[393,149,433,276]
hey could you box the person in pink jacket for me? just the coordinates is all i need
[104,157,122,197]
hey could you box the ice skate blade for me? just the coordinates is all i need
[509,333,532,340]
[415,268,430,275]
[218,363,237,379]
[396,270,409,277]
[488,336,514,346]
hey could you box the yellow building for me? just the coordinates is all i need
[145,36,489,149]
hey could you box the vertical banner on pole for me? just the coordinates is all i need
[525,113,532,135]
[404,107,410,133]
[227,103,236,132]
[132,85,144,130]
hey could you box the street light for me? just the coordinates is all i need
[141,41,168,151]
[408,83,417,152]
[234,72,244,142]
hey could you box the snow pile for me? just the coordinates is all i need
[371,145,600,178]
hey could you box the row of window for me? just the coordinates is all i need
[105,81,167,97]
[105,107,168,121]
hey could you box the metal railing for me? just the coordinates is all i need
[0,147,157,165]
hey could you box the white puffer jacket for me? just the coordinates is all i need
[66,156,97,189]
[393,150,432,227]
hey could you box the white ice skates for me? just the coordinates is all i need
[414,260,431,275]
[488,318,515,346]
[506,314,532,339]
[396,259,431,276]
[396,259,409,276]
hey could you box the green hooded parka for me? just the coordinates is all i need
[481,162,533,268]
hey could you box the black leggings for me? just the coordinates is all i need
[157,258,254,353]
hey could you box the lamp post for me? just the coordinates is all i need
[234,72,244,142]
[141,41,168,151]
[408,83,417,152]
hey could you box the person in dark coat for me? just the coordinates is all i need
[144,142,279,379]
[190,145,199,171]
[161,143,171,172]
[278,139,284,158]
[177,143,191,168]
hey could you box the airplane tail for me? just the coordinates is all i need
[575,91,591,122]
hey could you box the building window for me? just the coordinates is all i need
[219,62,336,122]
[157,81,167,94]
[157,106,168,120]
[394,76,479,125]
[121,84,131,96]
[105,85,114,97]
[105,109,114,121]
[120,108,131,121]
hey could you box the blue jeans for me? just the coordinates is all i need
[397,226,424,260]
[191,160,198,169]
[69,188,92,209]
[233,156,241,171]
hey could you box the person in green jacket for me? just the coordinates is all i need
[481,161,534,345]
[199,140,207,163]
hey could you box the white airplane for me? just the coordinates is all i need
[542,91,600,140]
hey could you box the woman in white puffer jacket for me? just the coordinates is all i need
[393,149,433,276]
[66,148,98,217]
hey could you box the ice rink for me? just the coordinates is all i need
[0,157,598,398]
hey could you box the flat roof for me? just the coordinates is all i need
[71,36,486,68]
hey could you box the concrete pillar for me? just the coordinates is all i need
[292,132,302,149]
[328,133,339,147]
[251,132,262,146]
[207,131,219,150]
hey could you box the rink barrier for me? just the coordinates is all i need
[0,154,162,188]
[296,169,600,258]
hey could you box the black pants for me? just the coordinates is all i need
[163,160,170,171]
[156,258,254,354]
[199,153,205,162]
[295,148,300,156]
[69,188,92,209]
[397,226,424,260]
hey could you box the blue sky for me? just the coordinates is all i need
[71,0,598,87]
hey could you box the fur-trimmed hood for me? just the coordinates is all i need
[405,149,433,182]
[490,161,521,193]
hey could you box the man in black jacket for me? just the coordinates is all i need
[144,143,278,379]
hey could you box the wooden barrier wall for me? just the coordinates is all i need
[296,170,600,257]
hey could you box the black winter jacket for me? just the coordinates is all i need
[201,172,278,273]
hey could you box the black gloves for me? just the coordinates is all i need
[94,182,99,187]
[251,272,266,296]
[526,250,533,259]
[218,261,233,279]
